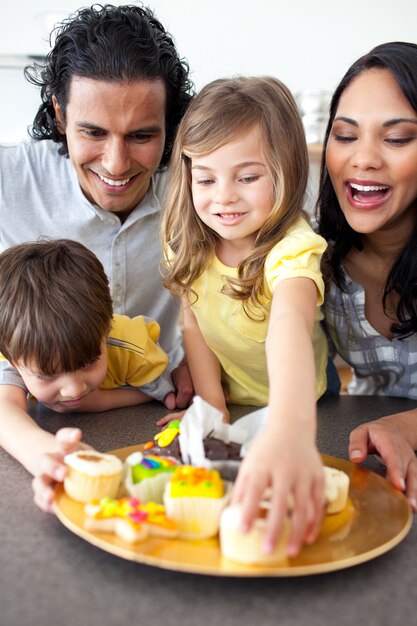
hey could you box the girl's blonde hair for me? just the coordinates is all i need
[162,76,309,317]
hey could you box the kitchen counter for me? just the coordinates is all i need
[1,394,416,626]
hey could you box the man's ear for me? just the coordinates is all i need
[52,95,65,134]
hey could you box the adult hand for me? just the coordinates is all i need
[165,361,194,410]
[349,417,417,510]
[32,428,90,513]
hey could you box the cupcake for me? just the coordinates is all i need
[163,466,231,539]
[84,496,178,543]
[124,451,179,503]
[64,450,123,503]
[323,466,350,514]
[220,502,290,565]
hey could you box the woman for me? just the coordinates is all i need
[318,41,417,509]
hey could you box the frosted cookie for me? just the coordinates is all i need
[124,451,179,503]
[163,466,231,539]
[84,496,178,543]
[64,450,123,503]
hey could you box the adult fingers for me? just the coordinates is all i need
[405,460,417,511]
[163,392,177,411]
[348,425,371,462]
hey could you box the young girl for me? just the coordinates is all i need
[162,76,328,555]
[318,42,417,509]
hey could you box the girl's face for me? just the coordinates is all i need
[190,125,275,261]
[326,68,417,238]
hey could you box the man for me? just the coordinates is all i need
[0,4,194,408]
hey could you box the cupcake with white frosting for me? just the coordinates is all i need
[64,450,123,503]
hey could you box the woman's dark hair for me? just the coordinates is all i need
[24,3,194,166]
[317,41,417,338]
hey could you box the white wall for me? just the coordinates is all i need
[0,0,416,142]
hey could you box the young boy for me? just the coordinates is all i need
[0,239,174,500]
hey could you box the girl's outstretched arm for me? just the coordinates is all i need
[182,302,229,422]
[232,277,323,556]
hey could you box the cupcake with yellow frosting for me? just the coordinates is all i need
[64,450,123,503]
[163,466,231,539]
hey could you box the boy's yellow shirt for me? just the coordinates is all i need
[101,314,168,389]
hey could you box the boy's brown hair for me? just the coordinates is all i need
[0,239,113,375]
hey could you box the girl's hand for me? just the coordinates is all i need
[349,419,417,511]
[31,428,90,513]
[156,411,185,427]
[232,427,324,557]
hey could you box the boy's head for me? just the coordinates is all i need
[0,239,113,377]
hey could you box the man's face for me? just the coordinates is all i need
[53,77,166,219]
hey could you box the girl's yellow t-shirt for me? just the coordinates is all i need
[189,218,328,405]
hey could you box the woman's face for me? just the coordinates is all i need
[326,68,417,237]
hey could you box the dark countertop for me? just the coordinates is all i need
[1,395,416,626]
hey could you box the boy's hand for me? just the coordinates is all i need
[32,428,90,513]
[232,427,324,557]
[349,419,417,511]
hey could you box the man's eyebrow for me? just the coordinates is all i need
[75,122,163,133]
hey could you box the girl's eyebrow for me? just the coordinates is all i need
[191,161,266,170]
[333,115,417,127]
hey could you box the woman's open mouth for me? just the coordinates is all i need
[346,181,392,208]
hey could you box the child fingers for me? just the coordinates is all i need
[287,495,310,557]
[156,411,185,426]
[39,453,67,482]
[55,427,83,455]
[262,488,291,554]
[303,481,325,545]
[235,474,268,533]
[31,475,56,513]
[287,472,323,556]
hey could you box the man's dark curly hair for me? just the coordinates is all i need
[24,3,194,166]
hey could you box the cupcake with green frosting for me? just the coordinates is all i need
[124,451,179,504]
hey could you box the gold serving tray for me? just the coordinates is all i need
[53,446,412,577]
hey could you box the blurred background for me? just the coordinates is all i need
[0,0,415,144]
